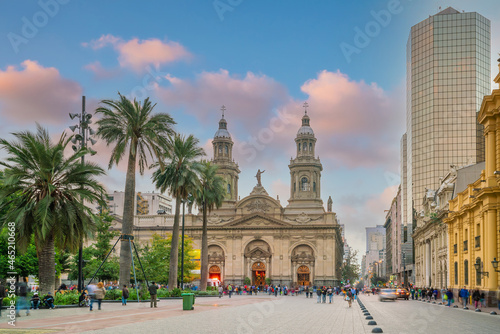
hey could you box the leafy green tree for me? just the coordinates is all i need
[96,93,175,287]
[152,134,204,290]
[134,233,196,285]
[0,229,38,278]
[0,126,106,295]
[342,250,360,285]
[68,213,120,282]
[194,161,225,291]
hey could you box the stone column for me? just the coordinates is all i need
[425,240,431,287]
[486,209,498,291]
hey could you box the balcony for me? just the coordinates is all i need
[453,244,457,254]
[475,236,480,248]
[463,240,468,252]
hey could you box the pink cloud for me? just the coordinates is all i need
[0,60,82,125]
[84,61,121,80]
[83,34,191,73]
[156,69,290,131]
[266,70,405,169]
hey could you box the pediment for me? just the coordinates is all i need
[236,194,282,214]
[222,214,293,228]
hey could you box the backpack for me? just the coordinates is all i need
[19,284,27,295]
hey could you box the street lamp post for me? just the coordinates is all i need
[180,200,186,290]
[69,96,97,292]
[403,252,407,288]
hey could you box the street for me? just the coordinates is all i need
[1,293,499,333]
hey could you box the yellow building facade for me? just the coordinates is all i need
[444,61,500,305]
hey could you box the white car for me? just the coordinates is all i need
[379,289,398,301]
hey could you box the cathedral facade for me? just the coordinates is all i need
[185,107,343,287]
[130,107,343,287]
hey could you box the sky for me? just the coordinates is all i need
[0,0,499,257]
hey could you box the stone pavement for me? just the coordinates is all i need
[0,294,374,334]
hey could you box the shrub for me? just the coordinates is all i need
[54,292,79,305]
[104,289,122,300]
[265,277,271,285]
[157,289,171,298]
[244,277,251,285]
[170,288,182,297]
[129,288,150,301]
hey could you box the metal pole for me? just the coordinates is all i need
[180,201,185,290]
[403,252,407,288]
[77,96,86,292]
[87,237,120,286]
[132,240,149,288]
[130,239,139,303]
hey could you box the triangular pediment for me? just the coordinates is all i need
[222,213,293,228]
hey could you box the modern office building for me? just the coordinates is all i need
[403,7,491,228]
[365,225,386,278]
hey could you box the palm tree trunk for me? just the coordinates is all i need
[200,202,209,291]
[168,197,181,290]
[119,144,137,287]
[38,233,55,296]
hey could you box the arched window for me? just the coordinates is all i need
[225,145,229,155]
[218,145,222,154]
[298,143,301,151]
[313,182,316,192]
[227,183,231,194]
[309,143,312,152]
[303,142,307,151]
[294,182,296,192]
[301,177,309,191]
[464,260,468,285]
[475,258,482,286]
[454,262,458,285]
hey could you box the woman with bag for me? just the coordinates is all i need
[346,290,353,308]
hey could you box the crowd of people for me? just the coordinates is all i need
[408,286,495,309]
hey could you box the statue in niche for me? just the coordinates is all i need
[327,196,333,212]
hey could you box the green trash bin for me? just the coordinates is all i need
[182,293,194,310]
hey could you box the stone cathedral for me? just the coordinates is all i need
[128,105,343,287]
[182,106,343,287]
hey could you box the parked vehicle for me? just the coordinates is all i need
[379,289,398,301]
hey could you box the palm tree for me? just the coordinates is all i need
[96,93,175,286]
[152,134,204,290]
[0,125,105,295]
[195,161,225,291]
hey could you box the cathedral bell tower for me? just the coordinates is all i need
[287,102,323,209]
[212,105,240,204]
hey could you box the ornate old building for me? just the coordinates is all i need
[127,105,343,287]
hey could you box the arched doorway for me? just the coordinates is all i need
[209,265,221,282]
[291,244,315,285]
[244,240,272,287]
[297,265,310,286]
[252,262,266,286]
[208,245,225,284]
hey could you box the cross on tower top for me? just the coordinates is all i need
[303,102,309,114]
[221,105,226,118]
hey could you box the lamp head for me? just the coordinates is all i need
[69,125,78,132]
[69,113,79,120]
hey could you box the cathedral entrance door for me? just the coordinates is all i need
[297,265,310,286]
[209,265,221,282]
[252,262,266,286]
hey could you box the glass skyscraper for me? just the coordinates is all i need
[403,7,491,226]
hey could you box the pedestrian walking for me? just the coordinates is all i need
[122,285,129,306]
[16,278,30,317]
[346,290,353,308]
[446,289,454,307]
[218,285,223,298]
[0,281,5,317]
[149,281,158,308]
[90,282,106,311]
[459,286,469,307]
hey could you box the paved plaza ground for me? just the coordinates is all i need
[1,293,499,333]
